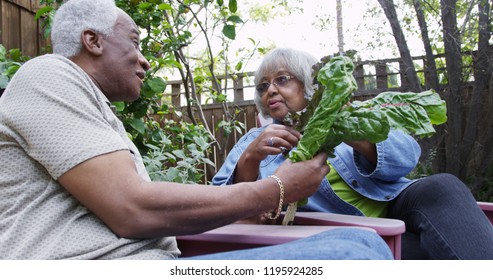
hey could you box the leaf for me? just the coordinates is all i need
[227,15,243,24]
[165,167,180,182]
[285,55,447,225]
[0,44,6,58]
[0,75,8,88]
[289,56,356,161]
[235,61,243,71]
[228,0,238,13]
[157,3,172,10]
[129,118,146,135]
[34,6,53,20]
[112,101,125,112]
[147,76,167,93]
[138,2,152,9]
[222,25,236,40]
[288,55,447,162]
[353,90,447,137]
[193,136,207,149]
[172,149,186,159]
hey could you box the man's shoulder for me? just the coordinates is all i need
[22,54,74,70]
[11,54,88,89]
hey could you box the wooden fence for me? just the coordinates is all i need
[0,0,48,57]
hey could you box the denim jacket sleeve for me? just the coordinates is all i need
[212,127,265,186]
[354,129,421,181]
[334,130,421,182]
[327,129,421,201]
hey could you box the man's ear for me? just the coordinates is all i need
[81,29,104,56]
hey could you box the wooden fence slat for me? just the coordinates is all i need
[233,74,244,102]
[3,2,21,50]
[20,8,36,56]
[376,62,388,90]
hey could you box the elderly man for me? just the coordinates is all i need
[0,0,392,259]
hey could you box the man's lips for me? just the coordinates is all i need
[136,71,146,80]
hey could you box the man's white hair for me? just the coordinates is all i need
[51,0,119,58]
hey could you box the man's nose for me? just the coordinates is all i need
[139,52,151,71]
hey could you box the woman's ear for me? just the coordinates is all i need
[80,29,104,56]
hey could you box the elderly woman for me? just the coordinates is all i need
[213,48,493,259]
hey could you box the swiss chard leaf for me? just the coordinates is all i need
[282,54,447,225]
[288,55,447,163]
[289,56,357,162]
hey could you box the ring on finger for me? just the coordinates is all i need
[267,137,274,146]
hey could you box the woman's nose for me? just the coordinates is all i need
[266,83,278,96]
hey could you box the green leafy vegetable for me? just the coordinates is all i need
[281,55,447,225]
[288,55,447,162]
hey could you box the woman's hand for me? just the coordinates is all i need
[249,124,302,161]
[234,124,301,183]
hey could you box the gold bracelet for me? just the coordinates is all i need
[266,175,284,220]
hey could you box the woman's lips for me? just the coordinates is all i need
[269,99,282,109]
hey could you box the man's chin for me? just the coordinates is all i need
[124,92,141,102]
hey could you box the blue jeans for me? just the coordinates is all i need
[184,228,393,260]
[388,173,493,259]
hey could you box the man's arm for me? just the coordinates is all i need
[58,150,329,239]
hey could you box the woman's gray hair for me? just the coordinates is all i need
[51,0,119,58]
[254,48,318,117]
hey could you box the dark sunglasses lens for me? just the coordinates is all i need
[275,76,289,85]
[256,83,269,92]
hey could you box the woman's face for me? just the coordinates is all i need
[258,68,308,122]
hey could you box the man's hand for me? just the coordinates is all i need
[273,152,330,204]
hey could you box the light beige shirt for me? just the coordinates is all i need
[0,54,179,259]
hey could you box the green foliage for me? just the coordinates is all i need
[30,0,238,184]
[407,147,437,179]
[143,119,214,184]
[36,0,64,39]
[112,0,252,182]
[248,0,300,23]
[0,44,30,89]
[217,118,245,138]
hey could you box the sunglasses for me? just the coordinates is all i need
[255,75,296,95]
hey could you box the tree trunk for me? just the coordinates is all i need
[377,0,422,92]
[440,0,464,176]
[411,0,447,173]
[413,0,439,91]
[336,0,344,53]
[468,0,492,194]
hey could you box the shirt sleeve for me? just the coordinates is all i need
[2,55,128,179]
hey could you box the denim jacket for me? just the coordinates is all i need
[212,125,422,216]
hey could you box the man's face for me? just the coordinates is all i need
[98,10,150,102]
